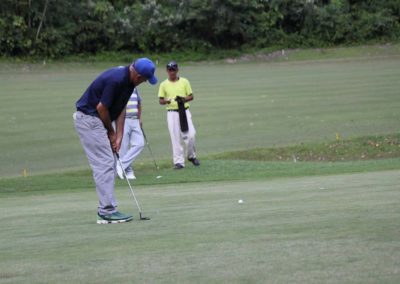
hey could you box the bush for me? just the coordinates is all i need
[0,0,399,58]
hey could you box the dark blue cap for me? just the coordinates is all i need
[133,58,157,85]
[166,61,178,70]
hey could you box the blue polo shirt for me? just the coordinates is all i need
[76,66,135,121]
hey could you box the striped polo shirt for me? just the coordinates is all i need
[126,88,141,119]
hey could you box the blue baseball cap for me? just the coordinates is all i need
[133,58,157,85]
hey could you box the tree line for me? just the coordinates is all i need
[1,0,399,58]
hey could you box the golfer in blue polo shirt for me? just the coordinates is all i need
[73,58,157,224]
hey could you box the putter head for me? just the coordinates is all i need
[139,212,151,221]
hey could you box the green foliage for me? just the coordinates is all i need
[0,0,400,57]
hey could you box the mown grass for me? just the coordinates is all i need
[1,171,399,283]
[2,43,399,65]
[1,46,400,283]
[1,52,400,177]
[214,133,400,162]
[1,134,400,196]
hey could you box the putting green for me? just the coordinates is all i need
[1,170,399,283]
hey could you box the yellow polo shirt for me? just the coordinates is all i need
[158,77,192,110]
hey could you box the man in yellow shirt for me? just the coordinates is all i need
[158,61,200,169]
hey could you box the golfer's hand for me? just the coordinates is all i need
[115,137,122,153]
[108,131,117,152]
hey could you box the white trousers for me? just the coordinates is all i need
[167,109,196,165]
[119,118,145,171]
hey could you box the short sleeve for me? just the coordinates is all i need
[185,79,193,96]
[158,82,166,98]
[100,82,119,107]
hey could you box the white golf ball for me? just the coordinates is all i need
[156,176,162,179]
[238,199,244,204]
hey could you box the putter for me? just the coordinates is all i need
[141,127,162,179]
[116,153,150,221]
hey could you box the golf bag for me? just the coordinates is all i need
[176,96,189,133]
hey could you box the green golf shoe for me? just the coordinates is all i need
[97,211,133,224]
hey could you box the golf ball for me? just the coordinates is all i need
[156,176,162,179]
[238,199,243,204]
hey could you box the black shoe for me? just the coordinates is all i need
[188,157,200,166]
[174,163,184,169]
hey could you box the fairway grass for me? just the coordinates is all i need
[1,48,400,177]
[1,45,399,282]
[1,170,399,283]
[1,157,400,195]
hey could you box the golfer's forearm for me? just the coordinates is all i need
[159,98,170,105]
[115,109,126,139]
[96,103,114,134]
[185,94,193,102]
